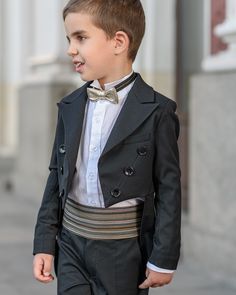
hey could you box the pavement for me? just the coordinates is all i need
[1,192,236,295]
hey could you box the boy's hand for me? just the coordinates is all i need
[33,253,55,283]
[139,268,173,289]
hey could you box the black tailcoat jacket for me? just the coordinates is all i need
[33,74,181,270]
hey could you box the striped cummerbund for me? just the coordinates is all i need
[62,198,143,240]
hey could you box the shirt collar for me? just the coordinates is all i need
[90,71,134,91]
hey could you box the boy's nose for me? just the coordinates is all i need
[67,45,78,57]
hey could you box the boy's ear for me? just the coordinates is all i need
[113,31,130,55]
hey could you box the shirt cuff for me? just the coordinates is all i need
[147,262,175,273]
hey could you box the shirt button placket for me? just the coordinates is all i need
[86,105,104,200]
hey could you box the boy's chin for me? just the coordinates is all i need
[79,73,96,82]
[80,76,90,82]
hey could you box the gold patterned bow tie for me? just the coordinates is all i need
[87,72,137,104]
[87,87,119,104]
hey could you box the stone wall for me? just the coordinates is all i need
[187,72,236,285]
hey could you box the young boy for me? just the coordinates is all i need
[33,0,181,294]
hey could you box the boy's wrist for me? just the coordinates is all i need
[33,238,57,256]
[147,261,174,273]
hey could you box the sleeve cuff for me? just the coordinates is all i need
[147,261,175,273]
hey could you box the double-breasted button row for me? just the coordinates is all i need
[123,166,135,176]
[59,144,66,154]
[60,166,64,175]
[111,188,121,198]
[137,146,147,156]
[59,189,64,198]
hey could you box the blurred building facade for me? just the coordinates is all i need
[0,0,236,286]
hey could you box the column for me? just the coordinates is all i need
[0,0,4,146]
[134,0,176,98]
[0,0,23,151]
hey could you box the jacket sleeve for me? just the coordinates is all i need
[33,112,61,256]
[149,100,181,270]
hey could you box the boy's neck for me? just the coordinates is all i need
[98,64,133,89]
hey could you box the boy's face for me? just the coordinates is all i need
[64,13,117,84]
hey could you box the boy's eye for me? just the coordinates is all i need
[77,36,86,41]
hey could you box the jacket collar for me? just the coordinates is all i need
[59,73,155,105]
[57,73,159,185]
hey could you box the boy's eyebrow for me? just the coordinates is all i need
[67,30,87,38]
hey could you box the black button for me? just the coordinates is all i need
[59,144,66,154]
[137,146,147,156]
[111,188,121,198]
[60,166,64,175]
[123,166,135,176]
[59,189,64,198]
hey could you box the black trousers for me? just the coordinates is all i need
[56,227,149,295]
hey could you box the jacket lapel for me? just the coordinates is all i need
[101,74,160,157]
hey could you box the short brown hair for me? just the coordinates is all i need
[63,0,145,61]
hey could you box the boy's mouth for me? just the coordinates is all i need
[73,61,85,73]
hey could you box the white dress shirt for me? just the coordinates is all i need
[68,71,174,273]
